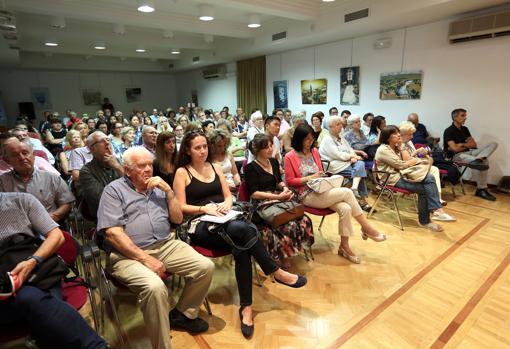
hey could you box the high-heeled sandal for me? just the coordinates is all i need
[338,247,361,264]
[361,229,386,242]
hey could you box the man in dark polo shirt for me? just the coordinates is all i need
[443,108,498,201]
[97,147,213,349]
[80,131,123,221]
[0,192,114,349]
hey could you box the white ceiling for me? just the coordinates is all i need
[1,0,509,72]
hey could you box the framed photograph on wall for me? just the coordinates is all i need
[340,66,360,105]
[380,70,423,100]
[301,79,327,104]
[82,89,102,105]
[125,87,142,103]
[30,87,53,110]
[273,80,288,109]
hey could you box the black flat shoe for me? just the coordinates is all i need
[274,275,307,288]
[475,189,496,201]
[170,308,209,333]
[239,307,254,338]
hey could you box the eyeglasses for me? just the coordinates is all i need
[90,138,110,147]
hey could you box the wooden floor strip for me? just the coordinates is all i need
[193,335,212,349]
[428,250,510,349]
[324,218,489,349]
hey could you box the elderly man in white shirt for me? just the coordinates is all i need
[319,115,372,211]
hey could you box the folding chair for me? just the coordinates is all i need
[368,160,417,230]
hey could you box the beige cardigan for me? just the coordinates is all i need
[374,144,411,185]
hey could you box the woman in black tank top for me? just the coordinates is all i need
[173,131,307,339]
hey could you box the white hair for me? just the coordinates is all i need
[328,115,343,128]
[122,146,152,169]
[399,121,416,135]
[86,131,106,147]
[347,114,361,125]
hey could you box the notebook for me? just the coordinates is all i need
[199,210,242,224]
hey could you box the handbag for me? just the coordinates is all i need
[307,175,344,193]
[257,200,304,228]
[400,156,432,182]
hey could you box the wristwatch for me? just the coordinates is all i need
[25,255,43,267]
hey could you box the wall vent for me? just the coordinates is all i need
[449,10,510,43]
[345,8,369,23]
[202,65,226,79]
[272,31,287,41]
[192,56,200,63]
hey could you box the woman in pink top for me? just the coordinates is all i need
[284,124,386,264]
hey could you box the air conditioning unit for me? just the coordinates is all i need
[202,65,226,79]
[449,10,510,43]
[0,10,16,32]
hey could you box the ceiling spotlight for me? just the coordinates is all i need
[137,0,155,13]
[44,38,58,46]
[94,41,106,50]
[171,48,180,54]
[136,45,146,52]
[247,14,261,28]
[322,0,335,2]
[198,4,214,21]
[50,16,66,29]
[113,23,125,35]
[204,34,214,43]
[163,30,174,39]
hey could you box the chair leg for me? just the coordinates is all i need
[203,297,213,316]
[252,258,262,287]
[318,216,326,232]
[308,245,314,260]
[391,192,404,231]
[459,166,468,195]
[368,187,387,218]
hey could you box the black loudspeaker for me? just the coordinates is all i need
[497,176,510,194]
[18,102,35,119]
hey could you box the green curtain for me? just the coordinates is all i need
[236,56,266,118]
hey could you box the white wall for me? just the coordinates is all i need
[0,69,176,125]
[174,62,237,112]
[266,20,510,185]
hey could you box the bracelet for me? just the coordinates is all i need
[198,206,202,213]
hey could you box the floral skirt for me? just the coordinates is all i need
[258,215,314,266]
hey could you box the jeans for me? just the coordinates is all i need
[190,219,279,306]
[0,285,107,349]
[339,160,368,198]
[395,173,442,225]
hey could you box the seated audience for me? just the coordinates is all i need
[142,126,157,156]
[45,117,67,157]
[177,115,189,129]
[97,147,213,349]
[113,126,135,163]
[407,113,430,145]
[73,122,89,144]
[0,192,114,349]
[173,131,307,338]
[60,130,84,175]
[68,142,93,184]
[109,122,123,149]
[285,124,386,264]
[217,119,245,160]
[174,124,184,150]
[80,132,123,220]
[375,126,455,232]
[319,116,372,211]
[12,126,55,165]
[129,115,143,145]
[143,116,154,126]
[153,131,178,187]
[322,107,338,131]
[66,111,81,129]
[343,114,369,159]
[399,121,447,205]
[238,114,250,135]
[202,120,215,136]
[361,112,374,137]
[246,111,264,142]
[282,112,306,152]
[230,117,246,139]
[156,115,173,133]
[311,111,328,147]
[95,120,109,135]
[366,115,386,145]
[210,130,240,191]
[443,108,498,201]
[246,134,314,267]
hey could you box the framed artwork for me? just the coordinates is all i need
[340,66,360,105]
[30,87,53,109]
[380,71,423,100]
[82,89,102,105]
[125,87,142,103]
[300,79,327,104]
[273,80,288,109]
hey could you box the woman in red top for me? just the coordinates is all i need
[285,124,386,264]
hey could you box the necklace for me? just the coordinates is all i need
[255,158,271,170]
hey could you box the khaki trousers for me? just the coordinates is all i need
[303,187,362,236]
[108,237,214,349]
[430,165,441,195]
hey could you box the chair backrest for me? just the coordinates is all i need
[238,181,249,202]
[414,143,426,149]
[33,150,48,161]
[57,230,79,266]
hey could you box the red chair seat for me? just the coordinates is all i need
[304,206,335,216]
[192,245,231,258]
[62,278,88,310]
[439,169,448,175]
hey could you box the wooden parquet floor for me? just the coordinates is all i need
[3,185,510,349]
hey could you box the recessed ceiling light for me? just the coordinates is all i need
[94,41,106,50]
[44,38,58,46]
[136,45,146,52]
[322,0,335,2]
[137,0,155,13]
[199,4,214,21]
[247,14,261,28]
[171,48,181,54]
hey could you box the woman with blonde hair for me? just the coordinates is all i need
[156,115,173,133]
[59,129,83,175]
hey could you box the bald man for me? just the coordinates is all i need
[407,113,430,145]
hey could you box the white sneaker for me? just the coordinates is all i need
[432,212,456,221]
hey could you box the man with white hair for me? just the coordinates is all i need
[142,126,158,156]
[97,147,214,349]
[247,110,264,142]
[12,127,55,165]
